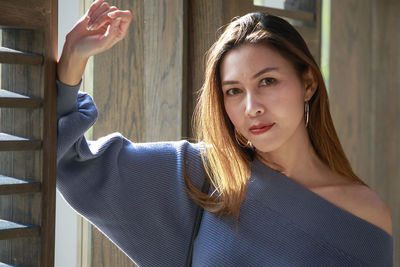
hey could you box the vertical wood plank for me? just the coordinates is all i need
[330,0,373,181]
[93,0,145,142]
[330,0,399,264]
[372,0,400,264]
[40,0,57,266]
[144,0,184,141]
[92,0,143,265]
[186,0,224,137]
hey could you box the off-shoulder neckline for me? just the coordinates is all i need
[251,157,393,239]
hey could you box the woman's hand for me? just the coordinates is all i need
[57,0,132,86]
[67,0,132,58]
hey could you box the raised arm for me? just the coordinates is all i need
[56,2,207,265]
[57,0,132,86]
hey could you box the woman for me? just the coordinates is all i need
[57,0,393,266]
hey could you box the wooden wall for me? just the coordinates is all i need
[330,0,399,265]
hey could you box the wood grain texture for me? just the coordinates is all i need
[92,0,144,265]
[330,1,373,178]
[254,6,314,23]
[93,0,145,142]
[0,220,40,240]
[0,175,41,195]
[0,89,42,108]
[330,0,399,265]
[186,0,223,137]
[144,0,184,141]
[91,230,136,267]
[0,262,19,267]
[0,0,47,30]
[0,133,42,151]
[372,1,400,265]
[0,47,43,65]
[39,0,58,265]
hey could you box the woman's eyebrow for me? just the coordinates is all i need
[221,80,240,86]
[252,67,279,79]
[221,67,279,86]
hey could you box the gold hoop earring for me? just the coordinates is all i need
[234,129,254,150]
[305,101,310,128]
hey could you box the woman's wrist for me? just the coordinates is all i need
[57,41,89,86]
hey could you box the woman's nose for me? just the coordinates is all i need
[245,93,264,117]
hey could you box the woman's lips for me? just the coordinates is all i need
[249,123,275,135]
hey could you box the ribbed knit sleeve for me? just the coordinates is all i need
[56,80,206,266]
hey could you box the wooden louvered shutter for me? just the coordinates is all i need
[0,0,58,266]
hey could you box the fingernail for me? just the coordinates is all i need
[87,25,94,31]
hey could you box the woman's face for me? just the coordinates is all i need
[220,43,315,153]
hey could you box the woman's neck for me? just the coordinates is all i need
[257,124,330,187]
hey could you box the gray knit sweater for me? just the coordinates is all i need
[57,80,393,267]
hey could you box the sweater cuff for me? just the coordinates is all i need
[57,78,82,117]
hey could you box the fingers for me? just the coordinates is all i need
[106,16,125,41]
[105,16,122,39]
[87,0,104,19]
[97,18,122,51]
[88,1,111,26]
[86,2,132,33]
[82,1,132,53]
[107,10,132,20]
[88,5,118,31]
[107,10,133,33]
[100,14,130,49]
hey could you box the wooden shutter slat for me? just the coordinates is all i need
[0,219,40,240]
[0,133,42,151]
[0,2,47,30]
[254,6,315,23]
[0,175,41,195]
[0,262,20,267]
[0,47,43,65]
[0,89,42,108]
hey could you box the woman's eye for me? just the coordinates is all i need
[260,78,275,86]
[226,88,241,96]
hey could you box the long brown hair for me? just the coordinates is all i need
[185,12,367,220]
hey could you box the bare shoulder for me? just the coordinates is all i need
[337,183,393,236]
[312,174,393,236]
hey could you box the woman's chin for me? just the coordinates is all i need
[253,143,279,154]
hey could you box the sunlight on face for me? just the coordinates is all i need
[220,43,312,154]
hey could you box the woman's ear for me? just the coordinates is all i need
[302,67,317,101]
